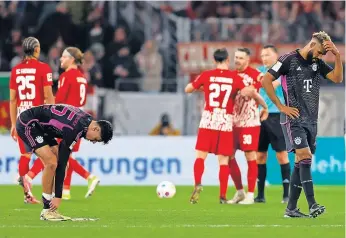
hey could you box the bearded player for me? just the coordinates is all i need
[9,37,55,204]
[26,47,100,200]
[228,48,269,205]
[262,31,342,218]
[185,48,268,204]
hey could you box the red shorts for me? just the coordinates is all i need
[195,128,234,156]
[234,126,260,151]
[56,138,82,152]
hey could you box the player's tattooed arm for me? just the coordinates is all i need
[9,89,17,141]
[323,41,343,83]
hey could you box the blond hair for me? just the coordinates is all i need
[312,31,331,43]
[65,47,84,65]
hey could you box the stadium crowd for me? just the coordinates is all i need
[0,1,345,92]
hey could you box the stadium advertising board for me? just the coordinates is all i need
[0,136,344,185]
[177,42,345,74]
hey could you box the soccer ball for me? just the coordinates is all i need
[156,181,176,199]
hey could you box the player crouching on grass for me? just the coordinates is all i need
[185,48,268,204]
[16,104,113,221]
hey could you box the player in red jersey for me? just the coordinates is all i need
[9,37,55,204]
[26,47,100,200]
[228,48,269,205]
[185,48,268,204]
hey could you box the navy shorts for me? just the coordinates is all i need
[281,119,317,154]
[258,113,286,152]
[16,112,58,153]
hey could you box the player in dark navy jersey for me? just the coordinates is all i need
[262,31,343,218]
[16,104,113,221]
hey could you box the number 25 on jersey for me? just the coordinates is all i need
[209,83,232,108]
[16,75,36,100]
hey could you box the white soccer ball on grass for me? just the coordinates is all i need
[156,181,176,198]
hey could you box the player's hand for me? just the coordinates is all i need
[323,41,339,56]
[11,126,17,142]
[50,197,62,211]
[278,105,299,119]
[260,108,269,121]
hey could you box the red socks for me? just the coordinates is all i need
[63,159,73,190]
[193,158,204,185]
[247,160,258,193]
[27,158,44,179]
[69,157,90,179]
[219,165,230,198]
[229,158,243,190]
[18,155,31,176]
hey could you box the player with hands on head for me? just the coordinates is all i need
[262,31,343,218]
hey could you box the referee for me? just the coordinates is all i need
[255,45,290,204]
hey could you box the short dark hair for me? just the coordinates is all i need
[22,37,39,57]
[97,120,114,144]
[237,47,251,56]
[263,44,278,53]
[213,48,229,63]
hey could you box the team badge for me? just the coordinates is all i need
[294,137,302,145]
[312,63,318,71]
[35,136,44,144]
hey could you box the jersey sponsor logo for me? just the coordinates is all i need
[303,79,313,92]
[294,137,302,145]
[35,136,44,144]
[272,61,282,72]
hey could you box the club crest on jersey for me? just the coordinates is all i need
[312,63,318,71]
[35,136,44,144]
[294,137,302,145]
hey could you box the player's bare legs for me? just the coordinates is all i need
[238,151,257,204]
[218,155,231,204]
[34,145,57,208]
[256,151,290,203]
[35,145,69,221]
[286,148,325,218]
[190,150,207,204]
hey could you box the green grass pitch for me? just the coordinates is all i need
[0,185,344,238]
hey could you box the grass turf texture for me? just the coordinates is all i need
[0,185,344,238]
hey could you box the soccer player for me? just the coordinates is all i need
[57,47,101,199]
[228,48,268,205]
[256,45,290,204]
[16,104,113,220]
[26,47,100,200]
[9,37,55,204]
[262,31,343,218]
[185,48,268,204]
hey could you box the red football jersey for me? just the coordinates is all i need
[192,68,246,131]
[9,59,53,115]
[55,68,88,108]
[233,66,263,128]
